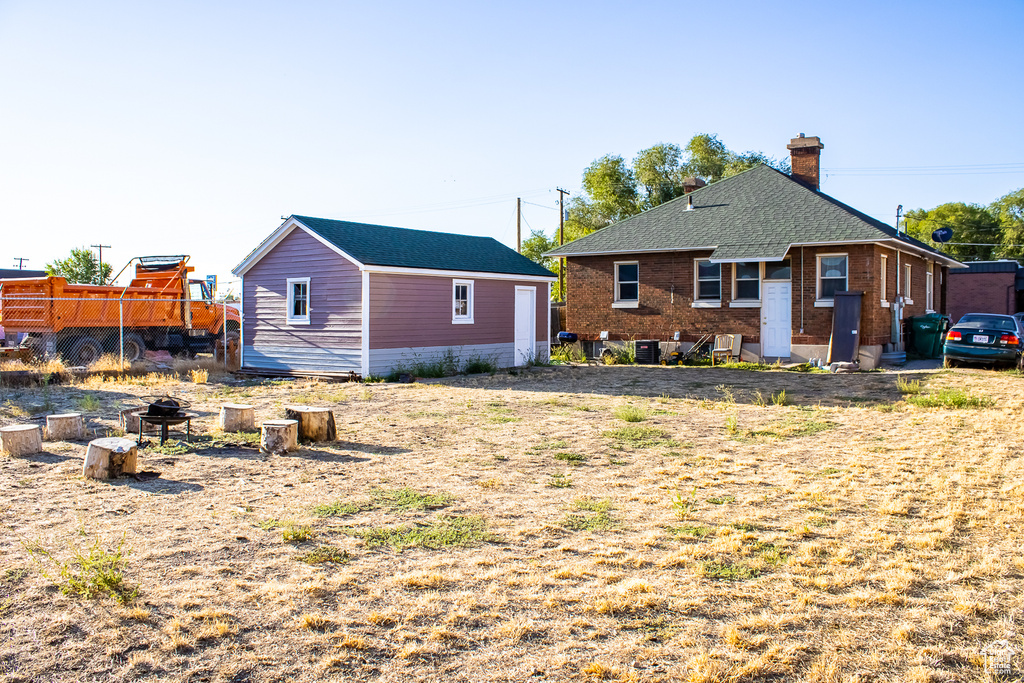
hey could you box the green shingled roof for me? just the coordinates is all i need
[545,165,958,265]
[291,216,555,278]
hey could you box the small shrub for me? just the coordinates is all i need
[771,390,788,406]
[77,393,101,412]
[189,368,209,384]
[283,525,313,543]
[725,414,738,435]
[671,489,697,519]
[906,388,993,409]
[354,515,495,550]
[26,536,137,603]
[462,356,497,375]
[613,405,648,422]
[895,375,921,395]
[370,487,454,511]
[296,546,350,565]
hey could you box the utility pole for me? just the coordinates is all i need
[91,244,111,285]
[557,188,569,300]
[12,257,28,271]
[516,198,522,253]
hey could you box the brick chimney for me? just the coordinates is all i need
[682,176,706,194]
[787,134,824,190]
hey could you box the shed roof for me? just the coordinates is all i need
[545,165,962,267]
[234,216,555,279]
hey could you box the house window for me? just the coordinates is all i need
[286,277,310,325]
[817,254,848,302]
[614,262,639,304]
[453,279,474,324]
[880,255,888,304]
[696,259,721,301]
[904,264,913,302]
[764,258,791,280]
[926,269,934,311]
[734,262,760,300]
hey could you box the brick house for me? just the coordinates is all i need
[947,260,1024,324]
[546,136,964,368]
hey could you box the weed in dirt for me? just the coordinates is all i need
[725,414,739,435]
[283,525,313,543]
[715,384,736,403]
[312,500,364,517]
[671,489,697,519]
[753,391,768,408]
[701,560,759,580]
[730,521,760,532]
[353,515,495,550]
[25,535,137,603]
[906,388,993,409]
[613,405,648,422]
[574,404,595,412]
[562,512,617,531]
[488,414,521,424]
[603,425,675,448]
[189,368,209,384]
[896,375,921,394]
[554,451,585,464]
[548,473,573,488]
[744,415,835,440]
[572,497,612,513]
[532,439,569,451]
[257,518,284,531]
[707,495,736,505]
[296,546,351,565]
[145,440,192,455]
[669,524,713,538]
[206,430,261,447]
[370,486,454,511]
[77,393,101,411]
[772,390,788,406]
[818,466,843,477]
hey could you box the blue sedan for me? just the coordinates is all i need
[943,313,1024,370]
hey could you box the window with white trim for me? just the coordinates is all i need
[286,277,310,325]
[614,262,639,303]
[733,262,760,300]
[926,268,934,311]
[696,259,721,300]
[904,264,913,301]
[880,255,888,303]
[817,254,848,300]
[453,279,474,324]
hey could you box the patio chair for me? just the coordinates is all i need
[711,334,742,366]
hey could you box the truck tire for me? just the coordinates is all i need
[68,337,104,366]
[121,333,146,363]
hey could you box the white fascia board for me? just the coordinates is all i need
[361,264,556,282]
[877,240,965,268]
[545,246,719,259]
[361,270,370,377]
[232,217,366,276]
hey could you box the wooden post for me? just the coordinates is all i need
[46,413,86,441]
[219,403,255,432]
[83,437,138,480]
[260,419,298,454]
[0,424,43,456]
[284,406,336,443]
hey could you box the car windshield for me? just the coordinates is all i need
[957,314,1017,331]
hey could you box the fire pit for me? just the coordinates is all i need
[132,396,196,446]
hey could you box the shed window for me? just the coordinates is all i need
[817,254,848,300]
[734,262,760,300]
[286,277,310,325]
[926,269,934,311]
[904,264,913,300]
[615,262,639,302]
[453,279,474,324]
[696,260,721,300]
[880,255,888,303]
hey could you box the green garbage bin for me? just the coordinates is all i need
[910,313,947,359]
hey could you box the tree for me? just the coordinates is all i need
[683,133,730,182]
[904,203,1002,262]
[45,247,113,284]
[520,229,557,271]
[632,142,687,209]
[990,188,1024,260]
[581,155,639,221]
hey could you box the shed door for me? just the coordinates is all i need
[762,282,792,358]
[514,286,536,366]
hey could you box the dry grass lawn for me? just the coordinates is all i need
[1,364,1022,682]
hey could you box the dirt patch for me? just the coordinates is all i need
[1,364,1022,681]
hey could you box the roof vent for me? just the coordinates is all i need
[686,195,694,211]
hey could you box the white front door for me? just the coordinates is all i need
[762,281,792,358]
[514,286,536,365]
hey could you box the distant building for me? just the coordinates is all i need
[947,260,1023,323]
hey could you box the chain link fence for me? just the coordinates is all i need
[0,297,240,372]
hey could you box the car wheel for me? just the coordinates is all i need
[943,357,957,369]
[67,336,104,366]
[121,333,147,363]
[1017,355,1024,372]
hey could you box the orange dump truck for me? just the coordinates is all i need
[0,256,240,364]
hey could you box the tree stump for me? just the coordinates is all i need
[83,437,138,480]
[120,408,158,435]
[46,413,86,441]
[219,404,255,432]
[284,406,337,443]
[0,424,43,456]
[260,420,298,454]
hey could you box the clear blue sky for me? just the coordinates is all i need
[2,0,1022,291]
